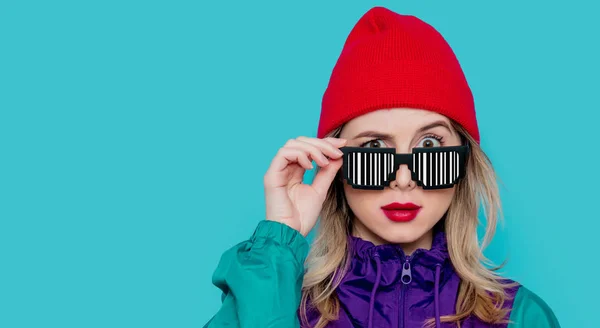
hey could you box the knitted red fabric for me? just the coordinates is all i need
[317,6,480,144]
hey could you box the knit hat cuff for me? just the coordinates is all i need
[318,59,479,143]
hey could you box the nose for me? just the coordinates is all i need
[389,164,415,190]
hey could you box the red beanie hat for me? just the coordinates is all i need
[317,6,480,144]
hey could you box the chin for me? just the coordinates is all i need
[373,222,425,244]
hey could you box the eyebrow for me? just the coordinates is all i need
[351,120,454,139]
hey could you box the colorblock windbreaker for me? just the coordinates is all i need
[204,220,560,328]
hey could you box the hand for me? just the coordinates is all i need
[263,136,347,237]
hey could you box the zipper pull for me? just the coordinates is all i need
[401,258,412,285]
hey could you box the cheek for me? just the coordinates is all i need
[422,189,455,216]
[343,184,378,217]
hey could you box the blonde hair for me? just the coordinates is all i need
[299,120,519,328]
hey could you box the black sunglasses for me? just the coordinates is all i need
[339,144,470,190]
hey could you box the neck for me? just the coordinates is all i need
[351,219,434,256]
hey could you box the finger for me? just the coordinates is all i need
[296,137,345,160]
[311,158,343,197]
[268,148,313,173]
[323,137,348,146]
[285,140,330,167]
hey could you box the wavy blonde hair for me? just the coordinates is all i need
[298,120,519,328]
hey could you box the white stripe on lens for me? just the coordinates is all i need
[454,151,457,181]
[367,153,369,186]
[418,153,422,182]
[376,154,381,186]
[376,153,379,185]
[455,151,459,181]
[423,153,427,186]
[452,152,456,181]
[364,153,367,185]
[453,151,456,182]
[442,152,446,185]
[384,153,387,182]
[369,153,373,185]
[352,152,355,183]
[357,152,361,185]
[435,152,438,186]
[451,151,454,182]
[450,151,453,183]
[429,153,433,187]
[366,153,369,185]
[439,151,442,186]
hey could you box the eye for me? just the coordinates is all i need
[417,134,444,148]
[361,139,388,148]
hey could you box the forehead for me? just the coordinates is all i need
[340,108,452,137]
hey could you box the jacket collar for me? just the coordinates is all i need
[348,225,450,264]
[345,224,453,288]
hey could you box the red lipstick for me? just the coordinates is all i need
[381,202,421,222]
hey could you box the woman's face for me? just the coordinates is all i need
[339,108,463,248]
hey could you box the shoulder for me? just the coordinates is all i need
[507,284,561,328]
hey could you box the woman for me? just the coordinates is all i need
[204,6,560,328]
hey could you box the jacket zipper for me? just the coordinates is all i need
[399,255,413,328]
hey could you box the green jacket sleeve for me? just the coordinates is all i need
[508,285,561,328]
[203,220,309,328]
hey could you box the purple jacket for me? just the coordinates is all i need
[303,226,519,327]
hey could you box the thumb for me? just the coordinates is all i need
[312,158,343,197]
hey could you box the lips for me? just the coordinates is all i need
[381,202,421,210]
[381,202,421,222]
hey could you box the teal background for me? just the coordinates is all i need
[1,0,597,327]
